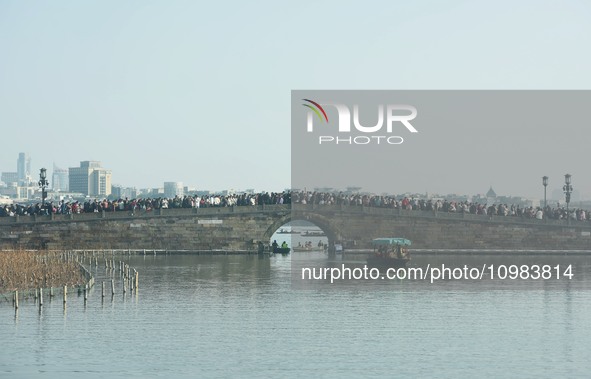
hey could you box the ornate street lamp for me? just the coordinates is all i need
[563,174,573,224]
[38,168,49,210]
[542,176,548,210]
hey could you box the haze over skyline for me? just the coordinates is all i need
[0,150,584,203]
[2,1,591,199]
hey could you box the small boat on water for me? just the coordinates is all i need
[273,247,291,254]
[293,247,326,252]
[277,229,299,234]
[366,238,411,268]
[270,240,290,254]
[293,241,326,252]
[301,231,327,237]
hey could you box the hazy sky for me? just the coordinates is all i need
[292,90,591,202]
[1,1,591,198]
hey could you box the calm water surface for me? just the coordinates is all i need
[1,252,591,378]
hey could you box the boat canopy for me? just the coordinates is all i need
[372,238,412,246]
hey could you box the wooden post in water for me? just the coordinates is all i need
[123,278,126,293]
[84,286,88,301]
[50,287,54,298]
[102,281,105,298]
[111,279,115,296]
[39,288,43,307]
[63,285,67,304]
[14,290,18,309]
[134,270,138,290]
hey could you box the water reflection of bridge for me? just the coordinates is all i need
[1,204,591,251]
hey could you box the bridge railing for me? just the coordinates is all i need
[1,203,590,230]
[0,204,292,225]
[291,203,591,229]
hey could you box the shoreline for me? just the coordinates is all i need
[4,248,591,256]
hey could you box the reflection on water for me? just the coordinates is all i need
[1,253,590,378]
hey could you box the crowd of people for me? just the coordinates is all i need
[0,191,291,217]
[0,190,589,222]
[295,191,590,221]
[290,191,589,221]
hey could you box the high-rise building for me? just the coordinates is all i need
[164,182,184,198]
[69,165,92,194]
[17,153,31,181]
[90,169,112,197]
[111,185,137,199]
[68,161,112,196]
[52,164,69,191]
[1,172,18,185]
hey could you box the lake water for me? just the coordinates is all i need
[1,252,591,378]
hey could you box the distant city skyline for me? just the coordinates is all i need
[0,153,584,202]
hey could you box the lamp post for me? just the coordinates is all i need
[38,168,49,212]
[542,176,548,210]
[563,174,573,224]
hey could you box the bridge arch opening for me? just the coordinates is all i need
[270,220,329,251]
[262,212,342,252]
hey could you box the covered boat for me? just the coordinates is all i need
[367,238,411,268]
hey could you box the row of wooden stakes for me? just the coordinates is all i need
[11,258,139,310]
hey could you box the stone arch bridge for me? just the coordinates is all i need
[1,204,591,251]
